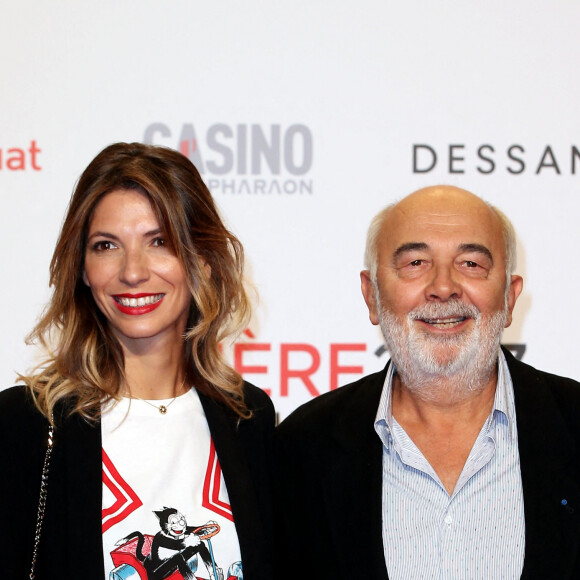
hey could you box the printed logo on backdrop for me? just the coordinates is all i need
[412,144,580,175]
[0,140,42,171]
[144,123,313,195]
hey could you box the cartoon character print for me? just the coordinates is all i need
[114,507,224,580]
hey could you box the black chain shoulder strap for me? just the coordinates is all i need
[29,420,55,579]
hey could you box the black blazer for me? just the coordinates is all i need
[0,383,274,580]
[275,348,580,579]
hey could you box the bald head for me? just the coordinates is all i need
[364,186,517,282]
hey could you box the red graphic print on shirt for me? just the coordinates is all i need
[203,439,234,522]
[102,449,143,533]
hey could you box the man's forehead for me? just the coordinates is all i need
[388,188,498,228]
[394,205,475,229]
[378,187,505,255]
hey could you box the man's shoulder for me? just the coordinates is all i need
[277,367,387,439]
[506,350,580,397]
[506,351,580,427]
[526,364,580,392]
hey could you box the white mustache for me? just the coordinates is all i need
[408,300,479,321]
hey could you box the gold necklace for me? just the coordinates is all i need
[127,378,186,415]
[132,395,179,415]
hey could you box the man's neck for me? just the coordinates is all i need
[391,370,498,495]
[394,364,498,408]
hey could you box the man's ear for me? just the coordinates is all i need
[504,275,523,328]
[360,270,379,326]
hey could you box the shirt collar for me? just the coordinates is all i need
[495,349,517,439]
[374,348,517,447]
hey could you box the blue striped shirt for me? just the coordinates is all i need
[374,351,525,579]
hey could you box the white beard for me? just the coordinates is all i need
[377,297,507,400]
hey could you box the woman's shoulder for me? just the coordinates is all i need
[0,385,47,447]
[242,381,274,415]
[0,385,37,417]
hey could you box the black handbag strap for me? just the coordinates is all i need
[29,420,55,579]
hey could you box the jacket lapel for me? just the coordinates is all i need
[506,351,580,578]
[318,368,390,579]
[199,391,270,580]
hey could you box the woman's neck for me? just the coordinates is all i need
[122,346,187,400]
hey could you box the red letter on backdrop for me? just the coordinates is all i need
[280,344,320,397]
[233,343,271,396]
[29,140,42,170]
[6,148,25,170]
[330,344,366,390]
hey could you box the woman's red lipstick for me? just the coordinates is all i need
[112,293,164,315]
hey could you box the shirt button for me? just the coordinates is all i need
[444,515,453,525]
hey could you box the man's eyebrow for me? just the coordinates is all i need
[459,243,493,262]
[393,242,429,259]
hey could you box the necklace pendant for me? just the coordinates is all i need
[159,405,167,414]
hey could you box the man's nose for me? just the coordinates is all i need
[425,265,461,302]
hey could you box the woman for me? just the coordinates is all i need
[0,143,274,580]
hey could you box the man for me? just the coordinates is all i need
[275,186,580,579]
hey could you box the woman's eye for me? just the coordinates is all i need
[152,237,166,247]
[93,241,115,251]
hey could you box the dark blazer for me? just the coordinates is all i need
[0,383,274,580]
[275,348,580,579]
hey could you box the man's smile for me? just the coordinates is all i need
[419,316,469,329]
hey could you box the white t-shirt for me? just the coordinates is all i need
[101,388,242,580]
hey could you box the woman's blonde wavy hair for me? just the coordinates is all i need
[20,142,252,423]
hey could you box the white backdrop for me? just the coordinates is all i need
[1,1,579,419]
